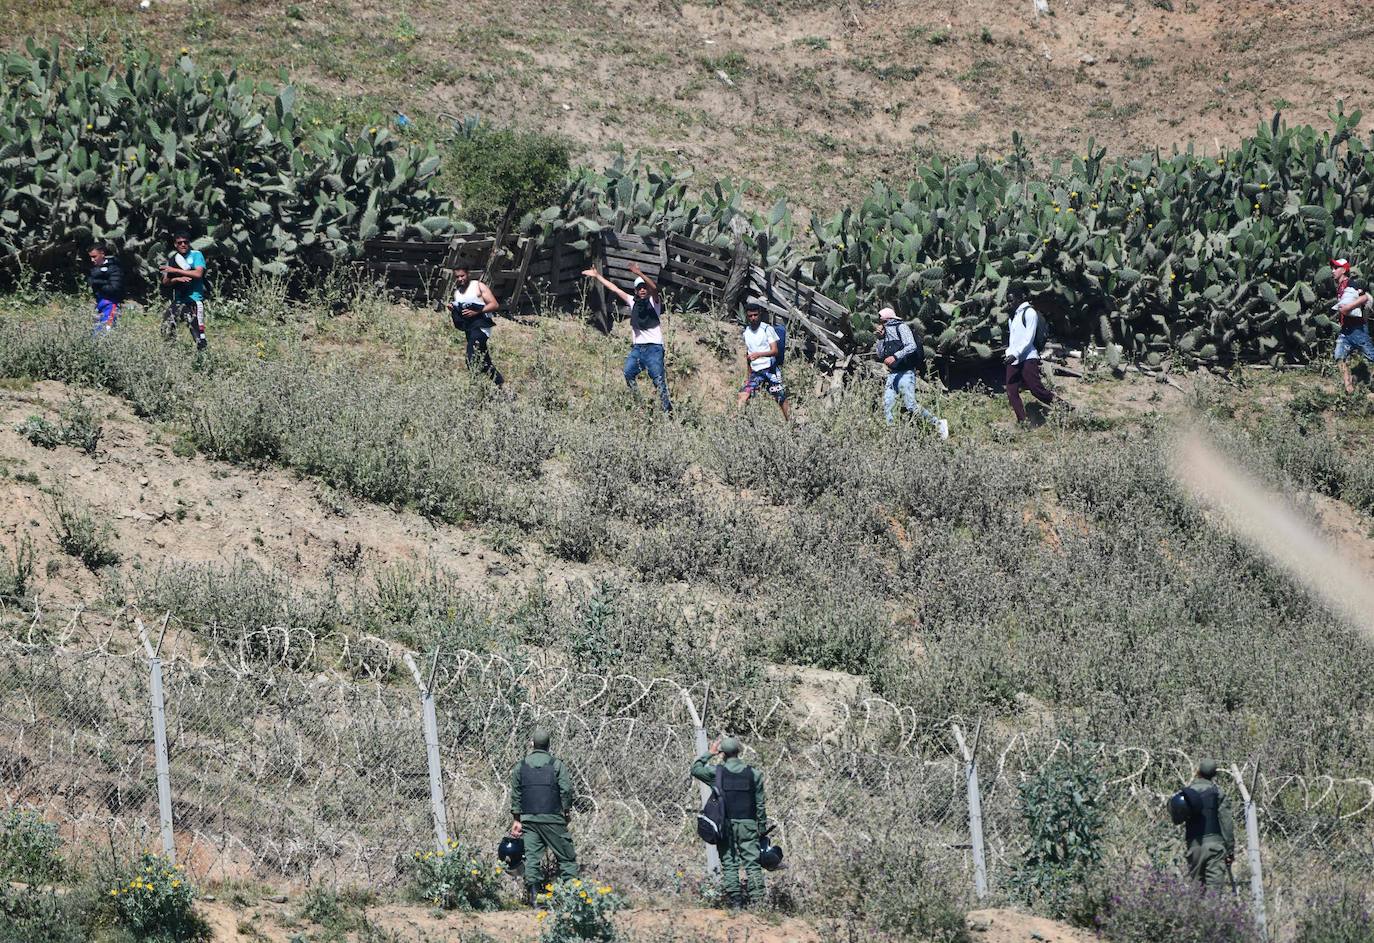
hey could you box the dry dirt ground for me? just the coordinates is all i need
[197,898,1088,943]
[6,0,1372,209]
[201,898,828,943]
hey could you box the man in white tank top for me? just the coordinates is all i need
[449,266,504,386]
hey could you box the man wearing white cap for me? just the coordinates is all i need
[582,261,672,412]
[1330,258,1373,394]
[874,307,947,438]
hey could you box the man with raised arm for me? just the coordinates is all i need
[582,262,672,413]
[691,736,767,908]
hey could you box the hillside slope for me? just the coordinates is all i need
[7,0,1371,208]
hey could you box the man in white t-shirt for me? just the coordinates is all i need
[1004,283,1056,423]
[736,301,790,420]
[1330,258,1374,394]
[582,262,672,412]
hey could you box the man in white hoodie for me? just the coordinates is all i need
[1005,284,1056,423]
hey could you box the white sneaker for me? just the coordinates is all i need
[936,418,949,440]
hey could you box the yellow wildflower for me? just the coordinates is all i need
[571,879,582,888]
[181,47,189,54]
[537,911,548,921]
[172,880,181,888]
[109,889,119,897]
[470,868,479,876]
[545,883,554,891]
[598,886,611,895]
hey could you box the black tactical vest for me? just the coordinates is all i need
[721,766,756,820]
[520,760,561,815]
[1185,785,1222,842]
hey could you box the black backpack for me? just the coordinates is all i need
[696,766,726,845]
[1019,302,1049,350]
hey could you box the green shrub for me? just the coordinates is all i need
[818,837,969,943]
[1099,867,1258,943]
[408,840,505,911]
[1010,743,1106,919]
[443,123,570,229]
[0,809,63,882]
[536,878,625,943]
[0,538,35,606]
[49,495,121,570]
[298,885,375,934]
[1295,887,1374,943]
[14,415,61,449]
[0,885,88,943]
[56,395,103,455]
[108,853,206,942]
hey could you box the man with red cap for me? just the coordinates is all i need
[1331,258,1374,394]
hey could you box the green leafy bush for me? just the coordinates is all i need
[408,840,505,911]
[536,878,625,943]
[0,809,63,882]
[1010,743,1106,919]
[108,853,206,942]
[1098,867,1258,943]
[444,122,569,230]
[14,415,62,449]
[0,885,88,943]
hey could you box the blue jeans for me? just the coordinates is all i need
[883,370,940,426]
[1335,325,1374,361]
[624,343,672,412]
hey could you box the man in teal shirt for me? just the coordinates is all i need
[691,736,768,907]
[160,231,208,351]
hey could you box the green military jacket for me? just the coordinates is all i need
[509,750,575,824]
[1186,776,1236,854]
[691,753,767,830]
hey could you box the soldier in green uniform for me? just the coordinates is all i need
[1181,759,1235,890]
[509,727,578,904]
[691,736,768,907]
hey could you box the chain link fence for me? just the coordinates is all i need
[1,622,1371,937]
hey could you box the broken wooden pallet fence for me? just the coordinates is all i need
[361,229,853,357]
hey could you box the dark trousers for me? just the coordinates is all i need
[465,328,504,386]
[1006,358,1053,421]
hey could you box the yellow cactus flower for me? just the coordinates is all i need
[545,883,553,891]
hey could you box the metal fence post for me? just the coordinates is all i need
[405,652,449,851]
[683,691,721,878]
[137,617,176,864]
[1231,764,1269,940]
[953,723,988,900]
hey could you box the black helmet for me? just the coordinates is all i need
[758,835,783,871]
[497,835,525,866]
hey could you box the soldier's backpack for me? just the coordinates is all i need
[1168,787,1201,825]
[696,766,726,845]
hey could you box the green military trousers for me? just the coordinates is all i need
[720,819,764,905]
[524,821,579,888]
[1186,838,1228,891]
